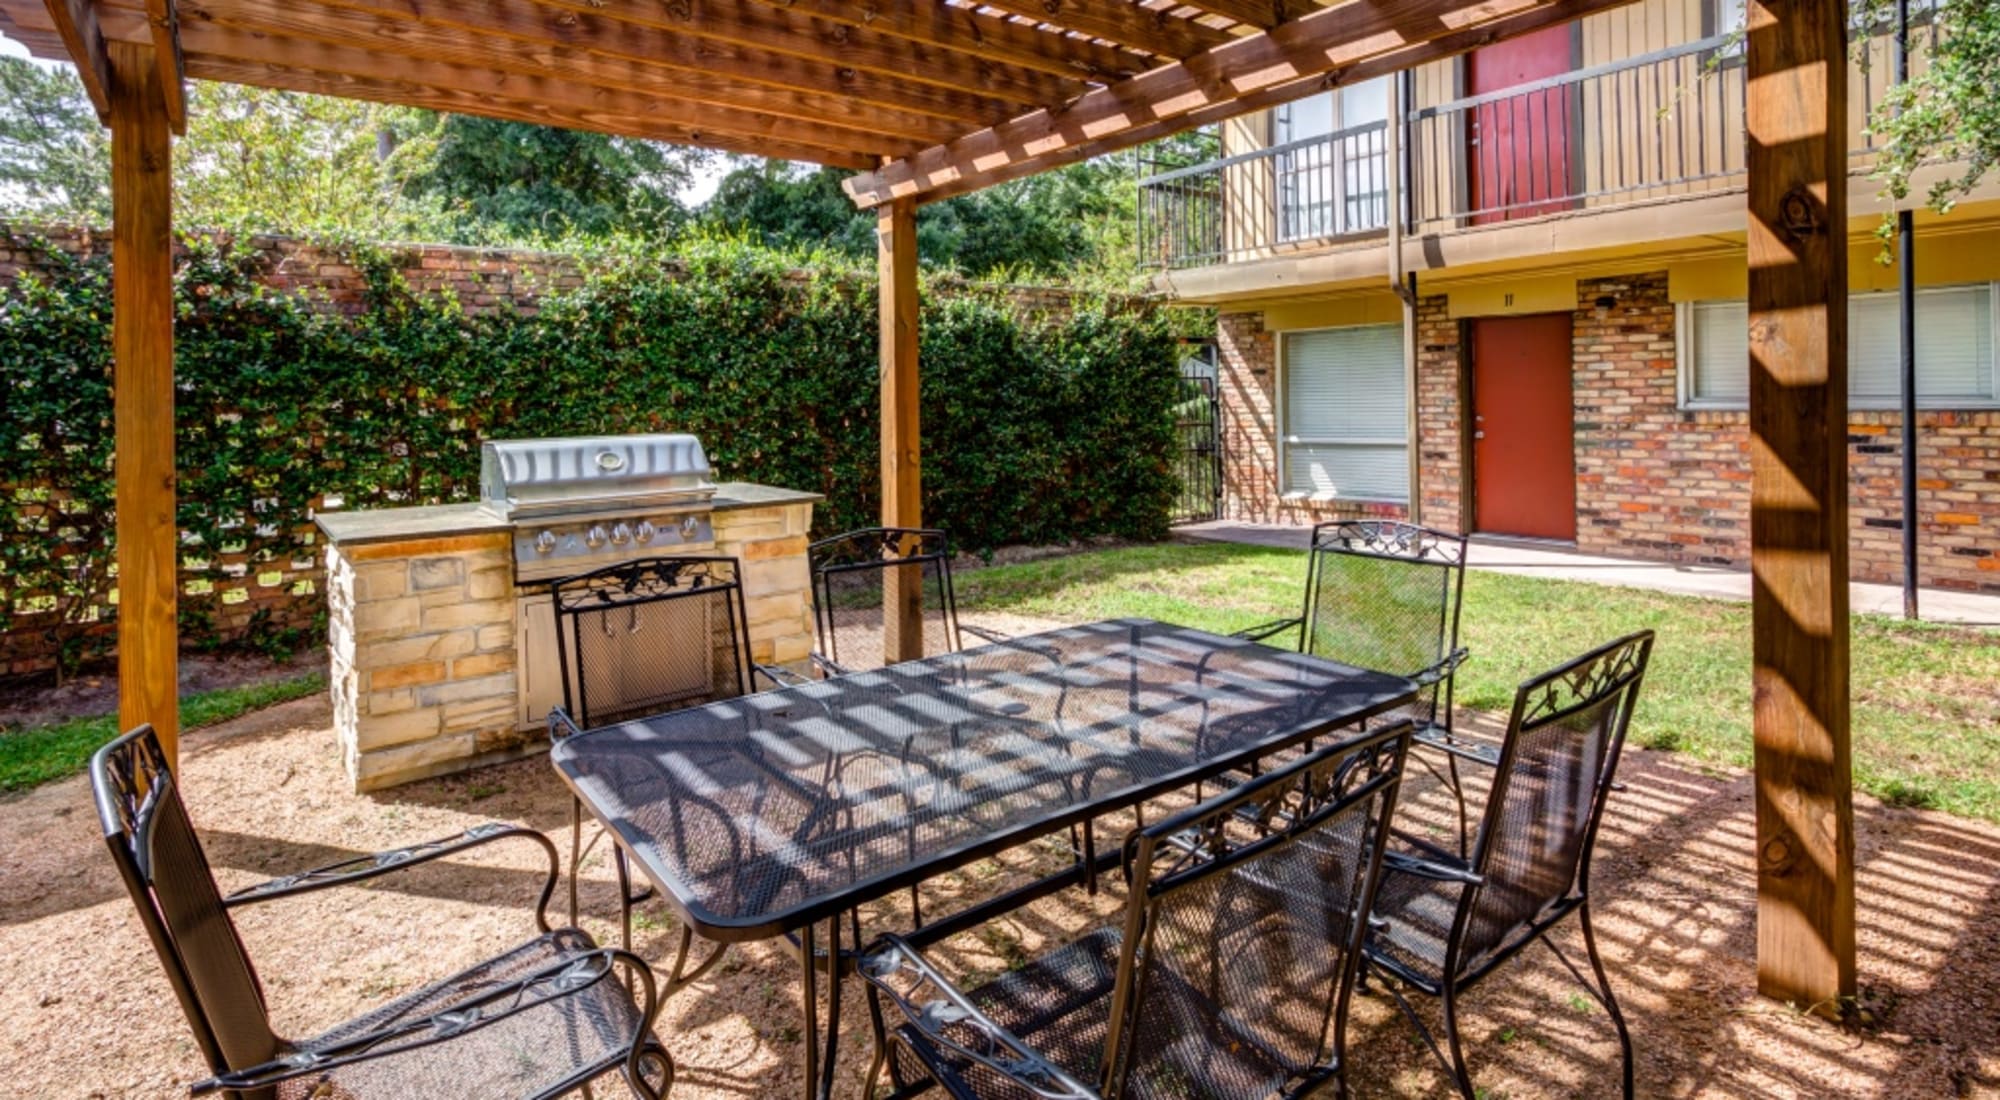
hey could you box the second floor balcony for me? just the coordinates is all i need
[1138,19,1935,274]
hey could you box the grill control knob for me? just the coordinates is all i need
[611,522,633,546]
[634,520,656,544]
[680,515,701,540]
[533,530,558,555]
[584,524,608,549]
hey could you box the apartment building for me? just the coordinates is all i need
[1144,0,1999,592]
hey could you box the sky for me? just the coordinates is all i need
[0,30,734,204]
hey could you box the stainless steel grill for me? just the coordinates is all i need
[480,434,718,583]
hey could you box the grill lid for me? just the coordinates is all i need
[480,434,716,519]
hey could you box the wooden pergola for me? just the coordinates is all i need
[3,0,1857,1017]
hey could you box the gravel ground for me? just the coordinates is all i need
[3,682,1997,1098]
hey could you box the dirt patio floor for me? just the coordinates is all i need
[4,691,1998,1099]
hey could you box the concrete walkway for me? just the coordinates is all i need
[1175,520,2000,628]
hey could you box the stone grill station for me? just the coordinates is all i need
[318,434,819,791]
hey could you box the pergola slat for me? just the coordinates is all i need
[136,1,961,148]
[971,0,1233,59]
[766,0,1153,82]
[189,54,883,167]
[140,0,185,132]
[846,0,1628,207]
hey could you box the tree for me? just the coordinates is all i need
[0,56,110,222]
[401,115,707,242]
[174,83,448,239]
[1867,0,2000,237]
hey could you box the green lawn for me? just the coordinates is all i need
[0,671,326,793]
[955,541,2000,822]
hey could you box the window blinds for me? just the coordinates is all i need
[1283,325,1409,500]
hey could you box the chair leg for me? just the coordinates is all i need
[569,795,585,929]
[1580,901,1636,1100]
[1438,983,1476,1100]
[615,846,636,952]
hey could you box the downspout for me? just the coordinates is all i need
[1389,70,1422,524]
[1896,0,1920,620]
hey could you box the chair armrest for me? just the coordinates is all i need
[1382,849,1483,886]
[754,662,811,688]
[190,947,662,1096]
[1412,647,1469,689]
[1232,616,1303,646]
[548,705,586,742]
[857,934,1100,1100]
[808,652,850,679]
[223,823,560,933]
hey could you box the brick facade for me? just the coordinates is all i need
[1216,269,2000,592]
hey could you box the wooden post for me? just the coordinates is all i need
[1745,0,1856,1011]
[109,43,180,761]
[878,196,923,663]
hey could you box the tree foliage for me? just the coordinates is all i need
[0,56,109,222]
[1867,0,2000,239]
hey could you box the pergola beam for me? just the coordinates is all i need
[141,0,185,132]
[1745,0,1857,1011]
[40,0,113,119]
[877,197,923,664]
[107,39,179,762]
[971,0,1233,59]
[844,0,1638,207]
[868,0,1621,206]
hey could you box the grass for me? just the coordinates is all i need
[954,541,2000,823]
[0,671,326,793]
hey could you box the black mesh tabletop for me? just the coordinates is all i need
[550,618,1416,941]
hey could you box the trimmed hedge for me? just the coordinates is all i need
[0,234,1185,673]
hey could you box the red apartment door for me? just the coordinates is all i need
[1466,24,1576,224]
[1472,314,1577,541]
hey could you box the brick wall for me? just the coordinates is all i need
[1572,270,2000,591]
[1215,310,1409,526]
[1217,270,2000,592]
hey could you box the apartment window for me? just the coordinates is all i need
[1680,284,2000,408]
[1282,325,1409,501]
[1273,78,1391,241]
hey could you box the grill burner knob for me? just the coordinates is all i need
[585,524,608,549]
[680,515,701,540]
[533,530,558,555]
[634,521,656,544]
[611,522,633,546]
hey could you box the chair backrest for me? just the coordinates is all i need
[1301,523,1467,714]
[1101,722,1412,1100]
[549,555,754,729]
[807,527,963,672]
[91,725,280,1080]
[1451,631,1654,979]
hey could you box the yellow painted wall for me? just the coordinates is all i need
[1251,293,1404,331]
[1445,274,1579,318]
[1668,216,2000,300]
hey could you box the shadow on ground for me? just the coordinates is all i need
[2,697,1996,1098]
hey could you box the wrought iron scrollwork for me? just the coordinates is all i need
[808,526,949,570]
[1313,520,1467,565]
[552,556,740,613]
[1518,633,1650,726]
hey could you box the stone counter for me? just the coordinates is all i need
[319,484,819,791]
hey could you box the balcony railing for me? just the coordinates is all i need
[1137,121,1389,270]
[1137,20,1939,270]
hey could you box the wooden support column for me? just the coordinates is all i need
[109,42,180,761]
[878,196,923,663]
[1745,0,1855,1011]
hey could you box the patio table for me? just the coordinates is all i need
[550,616,1417,1100]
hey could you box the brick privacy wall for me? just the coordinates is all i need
[0,226,1117,678]
[1217,272,1999,592]
[1215,310,1408,526]
[1572,271,2000,592]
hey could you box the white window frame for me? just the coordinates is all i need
[1272,81,1392,243]
[1675,284,2000,411]
[1277,323,1411,504]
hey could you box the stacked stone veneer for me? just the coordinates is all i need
[326,500,815,792]
[1215,270,2000,591]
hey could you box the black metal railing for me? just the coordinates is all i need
[1137,19,1939,269]
[1138,120,1390,270]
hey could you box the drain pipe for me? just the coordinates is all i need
[1896,0,1920,620]
[1389,70,1423,524]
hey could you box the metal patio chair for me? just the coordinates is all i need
[1364,631,1653,1100]
[858,720,1414,1100]
[807,527,1010,676]
[546,554,799,948]
[90,724,671,1100]
[1237,520,1482,850]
